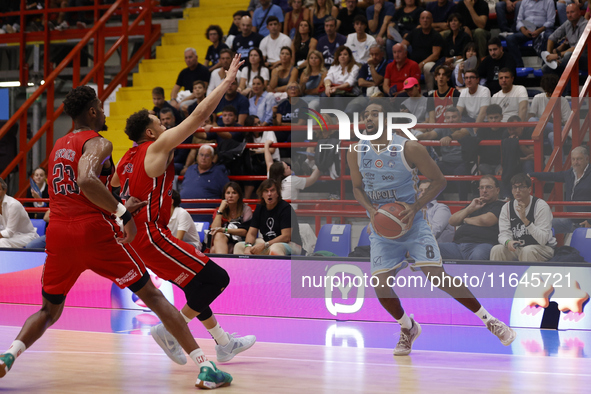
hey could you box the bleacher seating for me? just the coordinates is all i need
[194,222,210,244]
[30,219,46,236]
[570,228,591,263]
[314,224,352,257]
[358,225,370,248]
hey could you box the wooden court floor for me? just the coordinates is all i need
[1,326,591,393]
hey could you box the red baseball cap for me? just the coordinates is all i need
[403,77,419,90]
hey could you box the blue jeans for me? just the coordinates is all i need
[438,242,494,261]
[495,1,522,32]
[25,235,46,249]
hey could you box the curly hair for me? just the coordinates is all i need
[205,24,224,41]
[63,86,97,120]
[125,109,152,143]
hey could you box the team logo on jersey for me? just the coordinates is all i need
[363,159,372,168]
[363,172,375,179]
[390,151,398,157]
[375,159,383,168]
[387,160,395,168]
[124,163,133,173]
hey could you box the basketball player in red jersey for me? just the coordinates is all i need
[113,55,255,388]
[0,86,233,389]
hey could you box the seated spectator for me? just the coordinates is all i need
[157,107,191,175]
[427,0,457,32]
[169,190,202,251]
[337,0,366,36]
[399,77,428,121]
[345,43,388,113]
[198,105,245,145]
[243,115,278,198]
[506,0,555,68]
[268,47,299,93]
[496,0,522,35]
[529,146,591,235]
[25,167,49,219]
[249,76,276,126]
[183,80,207,117]
[417,106,471,200]
[228,10,247,38]
[310,0,339,40]
[49,0,68,31]
[208,49,234,96]
[500,115,534,197]
[455,0,490,59]
[401,11,444,91]
[181,114,217,174]
[299,50,328,99]
[170,48,211,110]
[276,83,308,126]
[491,68,528,122]
[210,182,253,254]
[253,0,284,37]
[491,173,556,262]
[418,179,455,243]
[453,42,480,88]
[367,0,395,51]
[438,175,505,261]
[317,16,347,69]
[232,15,264,63]
[383,43,421,97]
[248,0,262,16]
[285,0,311,39]
[457,68,490,124]
[0,178,39,248]
[151,87,182,125]
[204,25,229,72]
[292,20,318,71]
[234,179,303,255]
[345,15,376,64]
[443,13,472,69]
[426,65,461,124]
[390,0,424,45]
[479,38,516,95]
[25,208,49,249]
[260,16,293,70]
[557,0,585,26]
[324,46,361,97]
[476,104,504,176]
[238,48,270,97]
[213,77,249,126]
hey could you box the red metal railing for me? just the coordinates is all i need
[0,0,160,195]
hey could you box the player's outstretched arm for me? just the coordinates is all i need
[149,55,245,156]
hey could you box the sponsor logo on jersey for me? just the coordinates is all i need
[53,148,76,162]
[367,189,397,201]
[375,159,383,168]
[116,269,139,285]
[363,159,372,168]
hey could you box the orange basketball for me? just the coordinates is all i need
[374,202,409,239]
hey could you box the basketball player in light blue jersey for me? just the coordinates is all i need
[347,101,516,356]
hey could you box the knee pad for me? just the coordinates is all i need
[196,307,213,321]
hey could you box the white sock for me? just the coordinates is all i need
[208,323,230,346]
[6,340,26,358]
[189,348,214,369]
[475,306,493,324]
[180,311,192,324]
[396,313,413,330]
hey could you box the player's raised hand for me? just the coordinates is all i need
[118,218,138,244]
[226,54,245,83]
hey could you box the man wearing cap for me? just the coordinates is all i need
[383,43,420,97]
[399,77,428,122]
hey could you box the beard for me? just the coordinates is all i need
[101,122,108,131]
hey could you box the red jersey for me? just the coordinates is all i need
[48,130,114,220]
[429,87,459,123]
[117,141,174,228]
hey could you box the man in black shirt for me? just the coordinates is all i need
[345,44,388,113]
[455,0,490,58]
[234,179,303,256]
[477,104,505,176]
[170,48,210,110]
[478,38,517,95]
[232,15,264,66]
[337,0,366,36]
[151,86,182,125]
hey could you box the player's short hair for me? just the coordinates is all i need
[267,16,279,25]
[159,107,174,116]
[125,109,153,142]
[171,189,181,208]
[510,173,531,188]
[480,174,500,189]
[221,105,238,116]
[63,86,98,120]
[0,178,7,191]
[152,86,165,97]
[257,178,282,204]
[486,104,503,116]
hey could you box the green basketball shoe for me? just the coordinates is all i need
[0,353,15,378]
[195,362,233,389]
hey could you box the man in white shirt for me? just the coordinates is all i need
[457,69,491,124]
[491,68,528,122]
[345,15,376,65]
[0,178,39,248]
[491,173,555,262]
[168,190,202,250]
[207,49,233,96]
[260,16,292,70]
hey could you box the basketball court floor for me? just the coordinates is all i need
[1,303,590,393]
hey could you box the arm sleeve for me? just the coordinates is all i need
[346,65,360,86]
[430,204,452,239]
[527,200,554,246]
[260,37,268,57]
[549,23,566,43]
[544,0,556,29]
[497,203,513,245]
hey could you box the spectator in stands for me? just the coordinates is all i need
[66,0,92,30]
[207,49,233,95]
[399,77,429,121]
[0,1,20,34]
[453,42,480,88]
[426,65,461,124]
[529,146,591,234]
[496,0,522,35]
[345,44,388,113]
[276,82,308,126]
[25,167,49,220]
[268,47,299,93]
[228,10,247,38]
[491,68,528,122]
[261,16,293,70]
[292,20,318,71]
[24,208,49,249]
[181,114,217,173]
[506,0,556,68]
[383,43,421,97]
[210,182,252,254]
[300,50,328,100]
[455,0,489,59]
[170,48,210,110]
[439,175,505,261]
[499,115,534,197]
[338,0,366,36]
[367,0,395,51]
[249,76,276,126]
[285,0,310,39]
[310,0,339,40]
[234,179,303,256]
[427,0,457,32]
[479,38,516,95]
[151,87,182,125]
[443,13,471,68]
[184,80,208,117]
[232,15,264,62]
[157,107,191,175]
[418,179,455,243]
[542,3,587,75]
[401,11,444,92]
[457,69,490,123]
[324,46,361,97]
[253,0,284,37]
[199,105,245,144]
[204,25,229,73]
[317,16,347,69]
[159,107,176,130]
[238,48,270,97]
[243,115,278,198]
[491,173,556,261]
[0,178,39,248]
[248,0,262,16]
[390,0,424,41]
[475,104,504,176]
[417,106,471,200]
[169,190,202,251]
[49,0,68,31]
[345,15,376,64]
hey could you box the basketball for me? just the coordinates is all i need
[374,202,409,239]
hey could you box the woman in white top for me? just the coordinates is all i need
[248,76,276,126]
[238,48,270,97]
[323,45,360,97]
[168,190,202,250]
[210,182,253,254]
